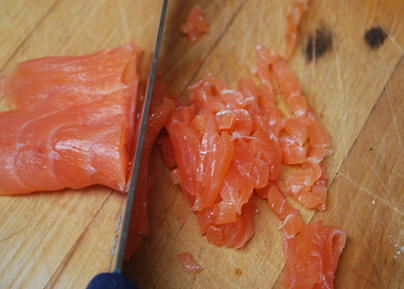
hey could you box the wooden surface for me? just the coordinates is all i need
[0,0,403,288]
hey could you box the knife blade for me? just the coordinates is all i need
[114,0,168,274]
[87,2,168,288]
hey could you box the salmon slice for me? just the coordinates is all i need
[197,199,255,249]
[0,44,140,195]
[125,81,175,261]
[285,0,310,59]
[283,222,347,289]
[279,134,308,165]
[265,184,303,238]
[280,214,303,239]
[166,111,201,199]
[3,43,139,111]
[266,185,299,220]
[272,58,308,117]
[0,45,174,262]
[177,252,204,273]
[158,135,177,169]
[294,161,328,211]
[308,118,331,148]
[180,6,209,43]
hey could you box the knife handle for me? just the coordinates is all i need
[86,272,138,289]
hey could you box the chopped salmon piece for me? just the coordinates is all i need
[285,0,310,59]
[177,252,204,273]
[283,222,347,289]
[180,6,209,43]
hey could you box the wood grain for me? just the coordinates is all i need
[0,188,113,288]
[47,192,126,289]
[0,0,58,68]
[0,0,403,288]
[158,0,245,93]
[314,59,404,289]
[127,0,404,288]
[1,0,161,74]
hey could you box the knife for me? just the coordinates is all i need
[86,1,168,288]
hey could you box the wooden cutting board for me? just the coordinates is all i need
[0,0,403,288]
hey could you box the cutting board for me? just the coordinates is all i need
[0,0,403,288]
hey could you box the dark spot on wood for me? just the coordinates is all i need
[305,28,333,62]
[368,147,373,151]
[365,27,387,49]
[235,268,242,276]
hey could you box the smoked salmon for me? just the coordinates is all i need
[162,44,333,247]
[0,43,176,261]
[283,222,346,289]
[177,252,204,273]
[285,0,310,59]
[180,6,209,43]
[0,43,140,195]
[125,80,175,260]
[0,44,175,260]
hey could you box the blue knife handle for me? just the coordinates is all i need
[86,273,138,289]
